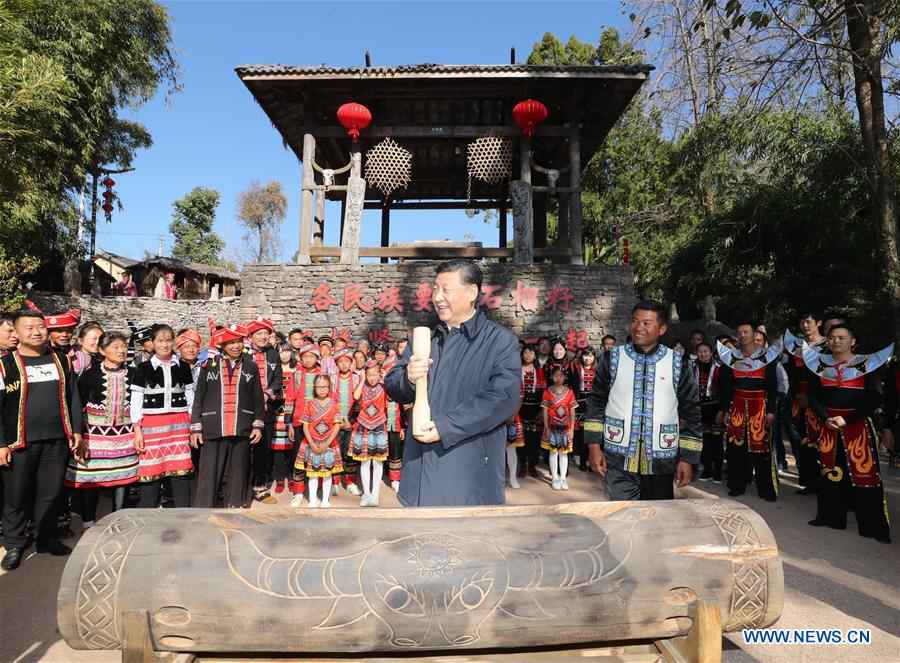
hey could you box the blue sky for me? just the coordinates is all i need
[104,1,628,264]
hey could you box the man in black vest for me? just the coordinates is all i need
[0,310,83,570]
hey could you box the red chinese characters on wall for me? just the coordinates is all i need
[310,283,338,312]
[368,328,394,344]
[308,280,580,319]
[343,283,375,313]
[566,328,589,350]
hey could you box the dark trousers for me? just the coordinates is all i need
[606,465,674,500]
[288,437,305,495]
[726,441,778,500]
[271,448,292,483]
[517,427,542,468]
[2,438,69,549]
[338,428,358,488]
[814,436,891,543]
[700,433,724,479]
[387,431,403,482]
[80,486,126,522]
[194,437,250,508]
[772,396,787,468]
[187,444,202,505]
[252,421,274,490]
[137,476,192,508]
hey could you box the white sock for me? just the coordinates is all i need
[550,452,559,480]
[321,476,332,506]
[309,477,320,503]
[506,446,518,479]
[371,461,383,500]
[559,452,569,480]
[361,460,372,496]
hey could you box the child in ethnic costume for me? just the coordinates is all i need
[65,332,138,527]
[518,345,546,479]
[130,324,194,507]
[191,324,265,508]
[352,361,389,506]
[807,324,892,543]
[542,366,577,491]
[572,346,597,471]
[295,374,343,508]
[383,356,406,492]
[333,348,362,497]
[287,343,321,507]
[505,414,524,488]
[270,342,295,494]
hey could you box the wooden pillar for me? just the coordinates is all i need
[568,96,584,265]
[313,185,325,246]
[339,195,347,246]
[499,204,508,248]
[380,197,391,264]
[340,149,364,265]
[511,137,534,264]
[298,133,315,264]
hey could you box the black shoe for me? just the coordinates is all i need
[796,487,816,495]
[528,466,540,479]
[727,489,745,497]
[1,547,25,570]
[808,519,828,527]
[35,539,72,556]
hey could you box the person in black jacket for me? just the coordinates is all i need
[0,310,83,570]
[245,317,282,504]
[191,324,265,508]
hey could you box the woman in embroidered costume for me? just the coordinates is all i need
[270,342,295,494]
[130,324,195,508]
[382,354,407,493]
[694,342,723,483]
[286,343,321,506]
[541,366,577,491]
[72,321,103,376]
[518,344,546,480]
[64,332,137,527]
[294,374,343,508]
[545,338,572,386]
[806,323,892,543]
[351,360,389,506]
[572,346,597,471]
[333,348,362,497]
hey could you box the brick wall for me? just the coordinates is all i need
[240,263,637,346]
[29,293,239,335]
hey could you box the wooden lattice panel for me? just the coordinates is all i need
[365,138,413,198]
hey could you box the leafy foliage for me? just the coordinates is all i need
[169,187,225,266]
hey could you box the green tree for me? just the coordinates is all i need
[0,0,177,307]
[237,180,288,263]
[169,188,225,265]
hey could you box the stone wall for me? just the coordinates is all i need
[240,263,637,345]
[29,292,239,334]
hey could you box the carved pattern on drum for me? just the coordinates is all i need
[75,515,145,649]
[220,514,638,649]
[709,503,768,630]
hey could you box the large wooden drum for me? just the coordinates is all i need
[58,499,782,656]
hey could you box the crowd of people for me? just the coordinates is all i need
[0,299,895,572]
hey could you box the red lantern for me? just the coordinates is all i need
[512,99,549,137]
[337,102,372,142]
[102,202,113,214]
[102,176,115,188]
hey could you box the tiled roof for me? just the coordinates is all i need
[236,63,653,78]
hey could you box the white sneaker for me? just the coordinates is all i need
[391,480,400,492]
[320,500,331,509]
[347,483,362,497]
[290,494,304,508]
[551,478,562,490]
[360,494,371,507]
[369,493,380,507]
[561,479,569,491]
[308,496,320,508]
[509,476,520,489]
[572,455,581,466]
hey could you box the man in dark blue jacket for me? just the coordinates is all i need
[385,261,521,506]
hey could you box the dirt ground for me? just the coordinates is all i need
[1,453,897,663]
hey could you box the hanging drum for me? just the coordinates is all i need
[466,136,512,201]
[364,138,413,198]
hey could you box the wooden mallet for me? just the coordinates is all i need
[411,326,432,440]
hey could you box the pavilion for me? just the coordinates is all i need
[235,61,651,265]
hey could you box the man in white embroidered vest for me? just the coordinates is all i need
[584,301,702,500]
